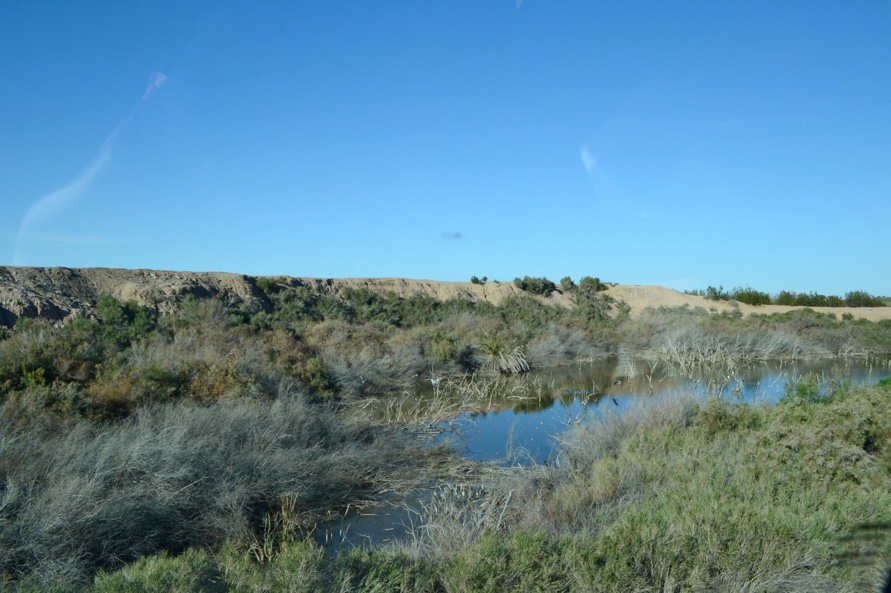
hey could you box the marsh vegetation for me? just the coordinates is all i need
[1,279,891,591]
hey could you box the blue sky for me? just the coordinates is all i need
[2,1,889,295]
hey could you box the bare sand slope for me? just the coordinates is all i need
[604,284,891,322]
[1,266,888,327]
[290,276,575,307]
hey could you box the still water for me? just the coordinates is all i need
[316,356,891,550]
[455,356,891,465]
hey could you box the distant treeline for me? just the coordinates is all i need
[685,286,886,308]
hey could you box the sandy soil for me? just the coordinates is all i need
[603,284,891,322]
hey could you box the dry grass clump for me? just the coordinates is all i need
[640,310,832,371]
[525,325,606,368]
[0,387,450,586]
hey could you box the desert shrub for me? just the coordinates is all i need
[290,357,335,397]
[577,276,606,292]
[647,322,821,366]
[496,295,565,332]
[694,398,763,435]
[0,315,124,396]
[342,289,404,326]
[638,305,889,363]
[705,285,729,300]
[729,286,771,306]
[775,290,885,308]
[703,285,771,305]
[474,331,529,374]
[336,289,449,328]
[96,295,157,349]
[559,276,575,292]
[513,276,556,297]
[254,276,287,296]
[846,290,885,307]
[0,391,448,585]
[422,329,460,363]
[396,294,445,327]
[0,319,57,392]
[574,278,613,322]
[470,276,487,285]
[525,326,603,368]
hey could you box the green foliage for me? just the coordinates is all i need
[776,290,843,307]
[513,276,556,297]
[423,329,460,363]
[781,373,851,404]
[577,276,606,292]
[705,285,728,300]
[705,285,770,305]
[470,275,487,285]
[496,295,565,331]
[254,276,287,296]
[339,548,438,593]
[96,295,157,349]
[474,330,529,374]
[728,285,771,306]
[774,289,885,308]
[93,548,218,593]
[694,398,762,435]
[845,290,886,307]
[448,531,569,593]
[574,277,613,322]
[291,357,335,397]
[559,276,575,292]
[13,383,891,590]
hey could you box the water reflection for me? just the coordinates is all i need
[452,356,891,465]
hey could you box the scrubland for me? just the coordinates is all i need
[1,278,891,590]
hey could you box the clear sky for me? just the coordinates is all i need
[2,1,889,295]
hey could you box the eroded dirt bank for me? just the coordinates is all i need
[1,266,888,328]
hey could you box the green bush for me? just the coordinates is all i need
[574,278,613,322]
[96,295,157,349]
[774,289,885,308]
[254,276,287,296]
[845,290,885,307]
[704,286,770,305]
[513,276,556,297]
[577,276,606,292]
[728,286,771,306]
[705,285,729,300]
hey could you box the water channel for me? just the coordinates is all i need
[315,355,891,550]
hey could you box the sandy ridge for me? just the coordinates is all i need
[1,266,889,328]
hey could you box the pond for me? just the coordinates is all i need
[454,355,891,465]
[315,355,891,551]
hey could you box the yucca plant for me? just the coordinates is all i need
[475,331,529,374]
